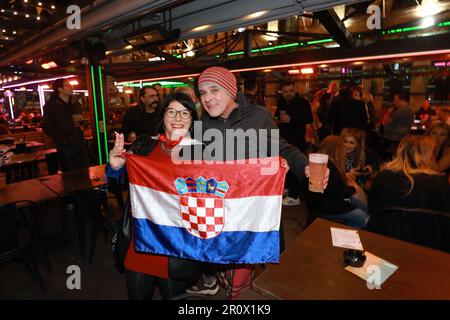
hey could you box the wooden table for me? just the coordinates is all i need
[252,218,450,300]
[0,178,58,205]
[37,164,107,197]
[0,148,57,182]
[2,148,57,167]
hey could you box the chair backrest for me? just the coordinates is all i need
[367,206,450,251]
[45,152,59,175]
[0,203,19,254]
[0,200,38,254]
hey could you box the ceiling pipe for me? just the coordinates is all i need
[0,0,180,66]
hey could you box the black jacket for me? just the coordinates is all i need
[42,96,84,147]
[121,104,160,137]
[200,93,308,181]
[275,94,313,146]
[332,97,368,135]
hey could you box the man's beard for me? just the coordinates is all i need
[145,101,159,112]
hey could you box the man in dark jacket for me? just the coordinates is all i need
[188,66,311,299]
[275,80,313,153]
[121,85,161,142]
[332,86,368,135]
[274,80,312,206]
[43,78,88,172]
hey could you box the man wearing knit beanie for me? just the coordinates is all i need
[198,66,238,118]
[191,66,329,299]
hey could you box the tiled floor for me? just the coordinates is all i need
[0,195,308,300]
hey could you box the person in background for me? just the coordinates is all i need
[416,98,436,126]
[368,135,449,246]
[275,80,313,206]
[378,92,414,160]
[341,128,382,189]
[107,93,201,300]
[174,86,202,119]
[361,90,376,130]
[305,135,369,229]
[331,86,368,136]
[316,91,333,141]
[243,77,264,106]
[43,78,89,172]
[70,95,85,129]
[122,85,161,143]
[426,122,450,173]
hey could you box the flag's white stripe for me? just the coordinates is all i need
[130,183,281,232]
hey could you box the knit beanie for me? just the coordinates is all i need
[198,66,237,99]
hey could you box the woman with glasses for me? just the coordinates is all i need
[107,93,200,300]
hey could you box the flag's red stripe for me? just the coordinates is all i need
[126,154,286,198]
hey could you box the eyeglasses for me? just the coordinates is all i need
[165,108,192,119]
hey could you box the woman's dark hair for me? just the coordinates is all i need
[156,92,199,134]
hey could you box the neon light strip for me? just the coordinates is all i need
[42,89,88,93]
[2,75,76,89]
[307,38,333,45]
[121,81,187,87]
[118,49,450,84]
[38,85,45,115]
[8,94,14,119]
[90,65,103,165]
[98,66,109,162]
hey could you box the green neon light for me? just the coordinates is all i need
[307,38,333,45]
[98,66,109,162]
[251,42,300,53]
[90,65,103,165]
[219,40,331,57]
[228,51,244,56]
[384,20,450,34]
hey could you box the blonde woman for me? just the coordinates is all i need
[369,135,449,215]
[341,128,382,186]
[306,135,369,228]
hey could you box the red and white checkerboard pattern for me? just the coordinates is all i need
[179,196,225,239]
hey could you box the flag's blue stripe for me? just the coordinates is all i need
[133,218,280,264]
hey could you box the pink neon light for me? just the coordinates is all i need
[2,75,76,89]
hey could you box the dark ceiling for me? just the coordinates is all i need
[0,0,449,85]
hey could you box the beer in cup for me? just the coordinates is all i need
[308,153,328,193]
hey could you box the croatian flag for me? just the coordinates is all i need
[126,153,286,264]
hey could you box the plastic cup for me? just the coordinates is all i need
[308,153,328,193]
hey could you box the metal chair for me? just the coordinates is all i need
[67,189,114,263]
[0,201,48,290]
[366,206,450,252]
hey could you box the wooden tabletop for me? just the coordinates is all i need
[37,164,107,197]
[252,218,450,300]
[2,148,57,167]
[0,178,58,205]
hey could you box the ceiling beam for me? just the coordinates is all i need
[0,18,43,30]
[313,9,354,48]
[110,33,450,81]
